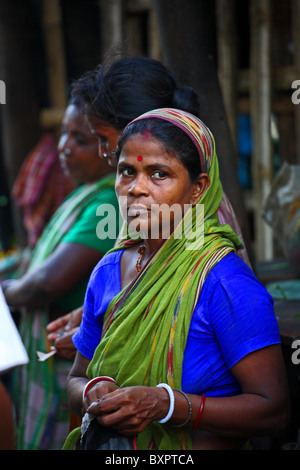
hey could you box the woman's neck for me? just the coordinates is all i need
[142,237,165,257]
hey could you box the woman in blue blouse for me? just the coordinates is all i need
[65,108,289,450]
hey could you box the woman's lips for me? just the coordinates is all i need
[127,205,149,217]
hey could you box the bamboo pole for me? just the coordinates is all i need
[216,0,238,149]
[41,0,67,110]
[250,0,273,260]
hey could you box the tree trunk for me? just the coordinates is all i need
[153,0,254,265]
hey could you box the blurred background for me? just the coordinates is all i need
[0,0,299,267]
[0,0,300,449]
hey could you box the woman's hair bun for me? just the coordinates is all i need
[173,85,200,117]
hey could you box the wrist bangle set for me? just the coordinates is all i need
[83,378,205,429]
[156,383,206,429]
[83,376,117,399]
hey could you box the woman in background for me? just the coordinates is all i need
[1,96,119,449]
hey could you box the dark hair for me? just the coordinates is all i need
[115,119,201,182]
[71,56,199,131]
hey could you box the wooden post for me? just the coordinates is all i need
[250,0,273,260]
[99,0,124,60]
[216,0,238,149]
[292,0,300,164]
[41,0,67,111]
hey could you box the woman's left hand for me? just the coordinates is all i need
[86,385,169,435]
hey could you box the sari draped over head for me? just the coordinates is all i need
[15,174,116,450]
[64,109,243,451]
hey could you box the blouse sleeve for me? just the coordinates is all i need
[207,270,281,369]
[72,251,123,360]
[72,267,104,359]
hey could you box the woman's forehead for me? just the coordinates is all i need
[119,134,186,170]
[121,133,168,155]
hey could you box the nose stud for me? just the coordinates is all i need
[64,148,71,155]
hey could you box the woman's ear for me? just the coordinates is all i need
[190,173,210,206]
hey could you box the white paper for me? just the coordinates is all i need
[37,347,56,362]
[0,286,29,374]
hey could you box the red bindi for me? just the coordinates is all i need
[137,155,143,162]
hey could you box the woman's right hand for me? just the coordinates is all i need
[47,306,83,361]
[83,381,120,413]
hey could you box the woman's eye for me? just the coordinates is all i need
[119,168,135,177]
[75,135,88,146]
[153,170,167,179]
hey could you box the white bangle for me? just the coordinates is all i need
[156,383,175,423]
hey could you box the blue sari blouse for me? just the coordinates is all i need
[73,251,280,397]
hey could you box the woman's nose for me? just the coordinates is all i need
[129,175,149,196]
[58,134,70,154]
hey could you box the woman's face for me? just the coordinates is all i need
[58,104,110,185]
[115,133,207,241]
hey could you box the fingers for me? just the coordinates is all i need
[47,314,72,342]
[66,307,83,329]
[47,308,83,342]
[55,329,77,347]
[87,390,151,436]
[47,313,72,332]
[88,387,153,432]
[83,382,119,411]
[53,329,78,361]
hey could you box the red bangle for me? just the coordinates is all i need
[83,376,117,399]
[192,394,206,430]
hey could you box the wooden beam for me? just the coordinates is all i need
[238,65,297,93]
[39,107,66,130]
[250,0,274,261]
[237,94,294,114]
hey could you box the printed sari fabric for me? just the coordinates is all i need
[63,109,243,451]
[14,174,116,450]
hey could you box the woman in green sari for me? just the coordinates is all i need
[1,97,119,449]
[65,108,289,450]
